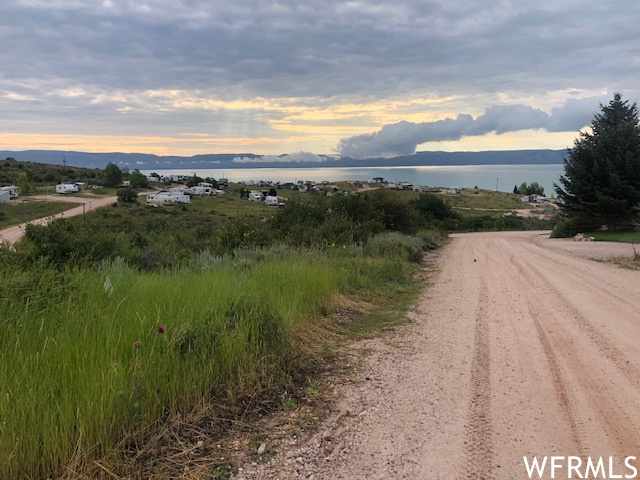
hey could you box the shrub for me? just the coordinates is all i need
[117,188,138,203]
[365,231,425,263]
[550,216,602,238]
[412,192,459,228]
[416,229,446,250]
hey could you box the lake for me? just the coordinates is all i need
[143,164,566,195]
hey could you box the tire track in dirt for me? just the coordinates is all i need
[529,315,586,456]
[513,251,640,392]
[519,239,639,318]
[463,277,495,480]
[509,251,640,455]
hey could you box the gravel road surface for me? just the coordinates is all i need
[0,195,117,244]
[235,231,640,480]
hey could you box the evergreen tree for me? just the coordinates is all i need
[555,93,640,230]
[103,162,123,187]
[513,184,519,195]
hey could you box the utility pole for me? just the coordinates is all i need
[63,155,66,167]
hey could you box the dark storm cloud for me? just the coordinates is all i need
[2,1,639,98]
[337,98,605,157]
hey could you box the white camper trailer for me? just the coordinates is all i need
[56,183,79,194]
[146,192,191,206]
[248,191,262,202]
[185,186,211,196]
[265,195,279,207]
[0,185,18,199]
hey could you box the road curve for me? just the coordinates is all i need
[0,195,117,244]
[235,231,640,480]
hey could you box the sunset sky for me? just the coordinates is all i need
[1,1,639,159]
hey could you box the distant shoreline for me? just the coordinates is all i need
[142,164,565,194]
[1,149,566,171]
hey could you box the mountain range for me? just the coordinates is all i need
[0,149,567,171]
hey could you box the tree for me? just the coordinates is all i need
[519,181,544,196]
[17,171,34,196]
[411,192,459,229]
[103,162,123,187]
[555,93,640,231]
[513,184,519,195]
[186,175,204,187]
[129,169,149,189]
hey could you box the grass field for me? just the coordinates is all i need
[442,188,534,210]
[0,255,337,478]
[33,186,121,197]
[179,191,277,220]
[0,237,428,479]
[453,208,510,219]
[0,200,83,228]
[586,231,640,243]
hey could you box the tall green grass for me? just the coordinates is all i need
[0,234,435,478]
[0,257,339,479]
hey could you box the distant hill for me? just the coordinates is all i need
[0,157,103,185]
[0,149,566,171]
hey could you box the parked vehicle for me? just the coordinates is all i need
[55,183,79,194]
[248,191,262,202]
[146,192,191,205]
[265,195,279,207]
[0,185,18,199]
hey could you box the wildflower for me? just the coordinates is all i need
[157,325,166,334]
[133,340,142,350]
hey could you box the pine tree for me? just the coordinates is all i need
[555,93,640,230]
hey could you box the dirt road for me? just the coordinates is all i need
[0,195,117,244]
[236,231,640,480]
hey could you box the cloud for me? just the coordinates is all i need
[0,1,638,155]
[233,152,328,163]
[2,1,638,101]
[337,98,605,158]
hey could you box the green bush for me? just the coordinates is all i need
[411,192,460,229]
[550,216,602,238]
[415,229,447,250]
[365,231,425,263]
[117,188,138,202]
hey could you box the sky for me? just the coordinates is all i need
[1,0,639,160]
